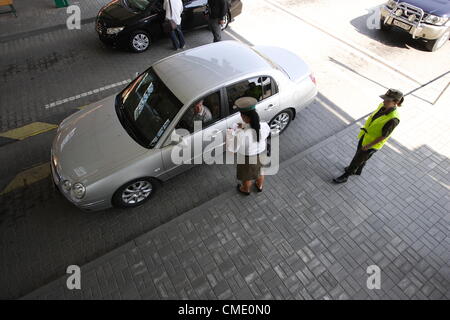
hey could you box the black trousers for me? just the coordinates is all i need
[345,138,377,175]
[208,18,222,42]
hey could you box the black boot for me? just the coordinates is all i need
[344,166,361,176]
[333,173,349,184]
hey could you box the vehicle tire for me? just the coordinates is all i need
[112,177,157,208]
[220,12,231,31]
[379,19,392,32]
[269,109,294,135]
[129,30,151,53]
[425,28,450,52]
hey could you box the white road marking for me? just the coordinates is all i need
[44,79,131,109]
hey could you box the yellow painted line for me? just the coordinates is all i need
[77,105,88,110]
[0,122,57,141]
[1,162,51,195]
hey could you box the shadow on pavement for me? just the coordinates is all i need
[349,12,429,52]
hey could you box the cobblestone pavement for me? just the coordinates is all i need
[0,27,353,300]
[0,0,110,40]
[0,2,361,299]
[24,109,450,299]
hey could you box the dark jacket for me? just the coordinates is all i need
[207,0,228,19]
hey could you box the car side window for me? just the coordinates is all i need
[176,91,221,133]
[226,76,278,114]
[261,76,278,99]
[226,77,261,114]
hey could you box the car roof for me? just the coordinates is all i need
[152,41,273,104]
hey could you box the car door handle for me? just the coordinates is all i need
[265,104,274,111]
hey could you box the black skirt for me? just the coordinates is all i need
[237,154,263,181]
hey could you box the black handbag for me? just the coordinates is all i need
[163,0,177,33]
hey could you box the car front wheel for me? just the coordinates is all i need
[220,13,231,31]
[269,109,293,135]
[129,31,151,53]
[112,178,157,208]
[425,28,450,52]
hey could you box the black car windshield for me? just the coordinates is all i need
[124,0,151,11]
[119,68,183,148]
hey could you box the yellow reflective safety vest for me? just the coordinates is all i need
[357,103,400,150]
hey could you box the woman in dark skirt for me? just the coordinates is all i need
[228,97,271,195]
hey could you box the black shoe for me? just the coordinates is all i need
[344,167,361,176]
[237,184,250,195]
[333,174,348,184]
[255,182,263,193]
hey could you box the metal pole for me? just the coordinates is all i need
[404,70,450,97]
[432,81,450,105]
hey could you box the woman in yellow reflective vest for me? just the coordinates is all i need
[333,89,404,184]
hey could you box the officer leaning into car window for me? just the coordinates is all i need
[333,89,404,184]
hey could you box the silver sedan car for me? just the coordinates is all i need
[51,41,317,211]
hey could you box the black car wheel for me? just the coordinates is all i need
[129,30,151,53]
[112,177,157,208]
[269,109,294,135]
[220,13,231,31]
[425,28,450,52]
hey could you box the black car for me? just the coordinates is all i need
[96,0,243,52]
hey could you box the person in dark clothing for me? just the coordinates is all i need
[207,0,228,42]
[333,89,404,184]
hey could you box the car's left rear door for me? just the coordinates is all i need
[181,0,208,29]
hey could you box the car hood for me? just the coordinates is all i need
[400,0,450,17]
[52,95,147,182]
[98,0,141,25]
[253,45,311,82]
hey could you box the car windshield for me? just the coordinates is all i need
[124,0,151,11]
[118,68,183,148]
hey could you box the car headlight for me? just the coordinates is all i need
[106,27,125,35]
[71,183,86,199]
[386,0,397,9]
[424,14,448,26]
[62,180,72,192]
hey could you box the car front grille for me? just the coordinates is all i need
[392,2,425,24]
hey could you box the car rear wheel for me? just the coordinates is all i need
[129,30,151,53]
[220,13,231,31]
[425,29,450,52]
[269,109,293,135]
[112,178,157,208]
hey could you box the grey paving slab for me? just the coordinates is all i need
[0,0,110,41]
[21,119,450,300]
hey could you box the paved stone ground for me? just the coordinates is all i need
[0,95,352,299]
[2,0,449,301]
[23,109,450,299]
[0,0,109,41]
[1,3,357,298]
